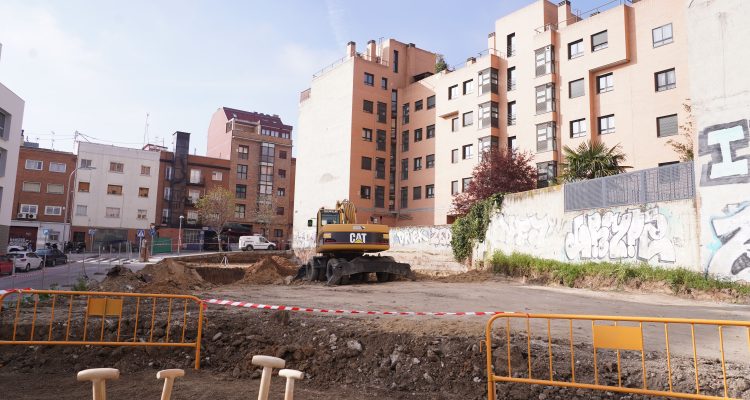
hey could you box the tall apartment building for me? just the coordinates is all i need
[207,107,295,248]
[10,144,76,249]
[0,82,24,253]
[295,0,688,229]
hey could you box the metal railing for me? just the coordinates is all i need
[564,162,695,212]
[534,0,633,33]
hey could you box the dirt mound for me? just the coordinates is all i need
[240,256,299,285]
[138,259,206,294]
[96,265,146,292]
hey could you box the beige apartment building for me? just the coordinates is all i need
[296,0,688,229]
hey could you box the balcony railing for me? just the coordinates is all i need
[534,0,632,33]
[187,177,205,186]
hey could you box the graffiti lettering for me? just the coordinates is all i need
[293,229,316,249]
[564,207,676,263]
[698,120,750,186]
[491,214,562,247]
[390,226,452,249]
[707,202,750,277]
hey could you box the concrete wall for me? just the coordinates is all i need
[0,82,24,253]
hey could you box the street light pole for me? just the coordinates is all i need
[178,215,184,255]
[63,166,95,248]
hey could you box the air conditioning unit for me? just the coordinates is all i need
[16,212,27,219]
[27,213,37,220]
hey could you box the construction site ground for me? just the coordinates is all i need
[1,254,749,399]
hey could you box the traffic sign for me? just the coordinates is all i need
[137,229,145,238]
[150,227,157,237]
[42,229,50,236]
[88,229,97,236]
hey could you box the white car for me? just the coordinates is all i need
[239,235,276,251]
[9,252,43,272]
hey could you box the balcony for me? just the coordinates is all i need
[187,177,205,186]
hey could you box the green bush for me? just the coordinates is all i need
[450,194,503,262]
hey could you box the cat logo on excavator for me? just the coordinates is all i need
[349,233,367,243]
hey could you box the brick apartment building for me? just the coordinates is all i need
[9,143,77,249]
[207,107,295,248]
[295,0,689,229]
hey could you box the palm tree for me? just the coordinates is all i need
[561,140,630,181]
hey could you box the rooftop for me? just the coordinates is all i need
[222,107,292,134]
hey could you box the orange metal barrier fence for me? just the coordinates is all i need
[485,313,750,400]
[0,289,205,369]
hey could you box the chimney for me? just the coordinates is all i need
[558,0,572,28]
[367,40,377,60]
[487,32,496,54]
[466,57,476,66]
[346,41,356,58]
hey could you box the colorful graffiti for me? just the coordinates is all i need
[698,119,750,186]
[706,202,750,277]
[564,206,676,263]
[390,226,452,249]
[490,213,562,247]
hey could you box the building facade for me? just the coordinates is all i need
[207,107,295,248]
[0,82,24,254]
[295,0,689,230]
[10,144,76,249]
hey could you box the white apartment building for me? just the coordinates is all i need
[71,142,160,247]
[0,82,24,253]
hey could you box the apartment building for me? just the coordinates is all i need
[9,144,76,249]
[207,107,295,247]
[296,0,688,229]
[155,131,231,247]
[70,142,161,248]
[0,82,24,253]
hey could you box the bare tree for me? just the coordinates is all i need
[195,186,234,248]
[667,101,695,162]
[253,195,282,237]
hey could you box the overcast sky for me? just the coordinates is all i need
[0,0,606,155]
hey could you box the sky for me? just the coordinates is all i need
[0,0,607,155]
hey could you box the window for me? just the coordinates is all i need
[275,229,284,238]
[361,156,372,170]
[462,111,474,127]
[426,124,435,139]
[478,101,499,129]
[462,144,473,160]
[402,103,410,124]
[20,204,38,214]
[237,164,248,179]
[381,77,388,89]
[400,187,408,208]
[107,184,123,195]
[237,145,249,160]
[427,95,436,109]
[360,185,371,199]
[188,189,200,204]
[235,204,246,219]
[507,33,516,56]
[278,169,287,178]
[137,209,147,220]
[236,184,247,199]
[393,50,399,73]
[426,184,435,199]
[47,183,64,194]
[414,128,423,142]
[448,85,459,100]
[508,136,517,151]
[657,114,679,137]
[109,162,124,173]
[376,130,386,150]
[537,162,557,188]
[75,205,87,216]
[463,79,474,95]
[569,78,585,98]
[362,128,373,141]
[413,157,422,171]
[105,207,121,218]
[138,187,149,197]
[377,102,387,123]
[451,181,459,195]
[364,72,374,86]
[597,73,614,93]
[190,169,202,184]
[401,159,408,180]
[164,187,172,200]
[535,83,555,114]
[478,68,499,95]
[568,39,584,59]
[413,186,422,200]
[415,99,423,111]
[401,131,409,151]
[80,159,92,168]
[276,207,284,216]
[462,178,471,191]
[426,154,435,168]
[277,187,285,197]
[22,182,41,192]
[165,166,173,180]
[451,149,459,164]
[259,165,273,195]
[478,136,499,160]
[652,23,673,47]
[570,119,587,138]
[598,114,616,135]
[655,68,676,92]
[534,45,554,77]
[591,30,608,51]
[140,165,150,175]
[260,142,275,163]
[375,186,385,208]
[376,158,385,178]
[363,100,374,113]
[507,67,516,91]
[536,122,556,152]
[0,112,4,138]
[44,206,62,216]
[78,182,90,192]
[451,118,459,132]
[279,150,287,160]
[49,162,67,173]
[212,171,223,180]
[508,101,517,126]
[25,160,42,170]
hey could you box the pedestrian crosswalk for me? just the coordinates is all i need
[80,256,139,265]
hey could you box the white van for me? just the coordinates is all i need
[239,235,276,251]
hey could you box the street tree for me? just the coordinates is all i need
[560,140,630,182]
[435,54,448,73]
[254,195,283,237]
[195,186,234,247]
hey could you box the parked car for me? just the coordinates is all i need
[239,235,276,251]
[35,248,68,266]
[0,255,13,275]
[8,252,43,272]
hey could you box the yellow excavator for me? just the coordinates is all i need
[297,200,413,285]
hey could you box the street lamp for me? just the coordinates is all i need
[63,166,96,248]
[178,215,184,255]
